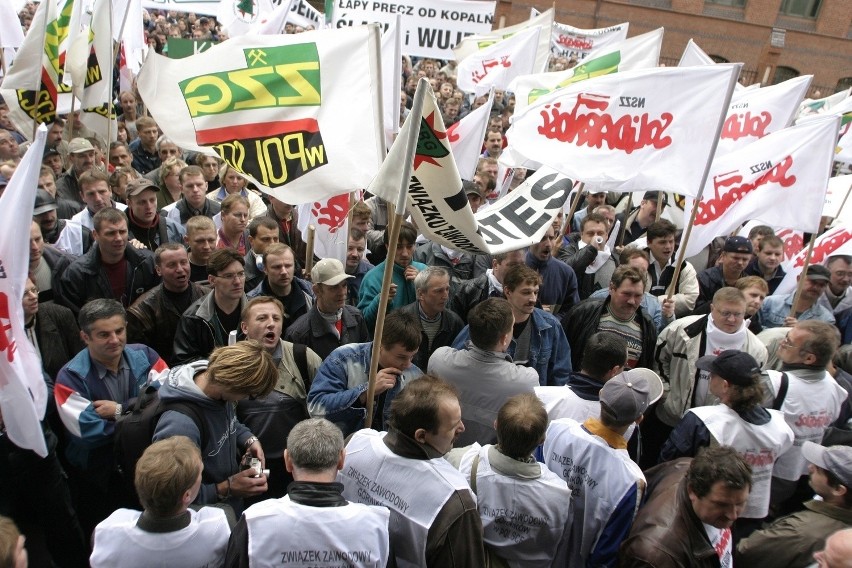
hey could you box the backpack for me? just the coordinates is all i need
[114,385,210,505]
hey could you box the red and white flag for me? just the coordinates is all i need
[684,116,841,258]
[0,126,49,457]
[296,194,350,263]
[716,75,812,156]
[447,90,493,180]
[502,64,740,196]
[457,26,540,96]
[454,8,553,75]
[774,226,852,296]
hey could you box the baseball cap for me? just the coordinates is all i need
[587,188,607,195]
[802,442,852,488]
[723,236,753,254]
[643,190,668,205]
[68,138,94,154]
[462,179,481,197]
[311,258,354,286]
[33,188,58,215]
[695,350,760,386]
[805,264,831,282]
[126,177,160,198]
[600,368,664,423]
[43,147,61,160]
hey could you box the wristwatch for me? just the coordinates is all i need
[244,435,259,449]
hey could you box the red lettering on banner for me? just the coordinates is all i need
[793,228,852,268]
[0,292,17,363]
[537,93,673,154]
[447,122,460,143]
[721,111,771,141]
[311,193,349,234]
[776,229,803,261]
[471,56,512,84]
[695,156,796,226]
[556,35,593,50]
[742,449,775,468]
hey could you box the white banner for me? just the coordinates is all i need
[381,16,402,145]
[457,26,539,96]
[0,126,49,458]
[822,174,852,219]
[797,87,850,119]
[774,226,852,296]
[136,26,384,205]
[510,27,663,113]
[370,80,572,254]
[678,38,715,67]
[716,75,812,156]
[141,0,219,15]
[447,89,493,180]
[453,7,552,71]
[297,194,349,262]
[0,1,25,49]
[551,21,628,60]
[502,64,740,197]
[332,0,495,59]
[684,116,841,258]
[288,0,325,29]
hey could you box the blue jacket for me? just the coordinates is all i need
[306,342,423,437]
[357,260,428,331]
[453,308,572,386]
[525,253,580,322]
[55,344,165,469]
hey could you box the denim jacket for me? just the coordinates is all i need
[306,342,423,437]
[759,293,835,329]
[452,308,572,386]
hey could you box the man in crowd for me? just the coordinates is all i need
[572,188,608,233]
[645,219,699,317]
[450,249,525,323]
[738,443,852,567]
[446,394,572,566]
[618,191,666,246]
[653,288,768,465]
[430,298,539,446]
[760,265,836,328]
[129,117,161,174]
[59,208,159,314]
[29,219,72,306]
[526,225,580,320]
[399,267,463,372]
[107,141,139,179]
[55,137,98,205]
[285,258,369,360]
[811,528,852,568]
[90,437,230,566]
[153,341,277,515]
[173,249,248,363]
[737,276,769,335]
[619,447,752,567]
[127,243,207,366]
[453,265,573,387]
[763,321,848,515]
[243,217,279,291]
[308,310,422,436]
[543,368,663,567]
[358,222,426,332]
[695,236,753,313]
[339,375,486,567]
[56,169,128,255]
[184,215,217,283]
[247,243,314,336]
[564,266,657,371]
[225,419,391,566]
[123,178,184,250]
[238,297,322,497]
[820,255,852,315]
[345,227,374,306]
[264,195,307,268]
[54,300,167,536]
[556,213,617,300]
[743,235,787,295]
[164,165,221,229]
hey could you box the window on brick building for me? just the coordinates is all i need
[837,77,852,92]
[773,66,799,84]
[779,0,821,18]
[710,55,730,63]
[707,0,745,6]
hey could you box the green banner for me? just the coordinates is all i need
[166,38,219,59]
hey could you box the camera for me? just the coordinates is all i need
[241,455,270,478]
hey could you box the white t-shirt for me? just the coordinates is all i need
[703,524,732,568]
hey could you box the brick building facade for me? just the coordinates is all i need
[494,0,851,96]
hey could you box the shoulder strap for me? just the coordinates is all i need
[469,452,480,496]
[159,400,209,449]
[157,216,169,247]
[292,343,310,390]
[773,372,789,411]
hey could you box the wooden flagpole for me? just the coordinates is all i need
[304,225,316,277]
[655,192,664,222]
[364,78,427,429]
[617,192,633,247]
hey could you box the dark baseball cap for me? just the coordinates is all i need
[34,189,58,215]
[723,236,753,254]
[643,191,668,205]
[695,350,761,386]
[125,178,160,198]
[805,264,831,282]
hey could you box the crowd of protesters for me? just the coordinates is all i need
[1,3,851,568]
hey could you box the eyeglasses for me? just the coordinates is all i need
[780,334,813,354]
[716,310,745,320]
[24,286,39,296]
[216,271,246,281]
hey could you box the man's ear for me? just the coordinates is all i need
[336,449,346,472]
[414,427,427,445]
[284,450,295,474]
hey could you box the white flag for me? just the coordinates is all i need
[114,0,145,76]
[0,1,25,49]
[381,16,402,146]
[288,0,325,30]
[296,194,349,263]
[716,75,812,156]
[218,0,285,36]
[447,90,493,180]
[256,0,295,34]
[822,174,852,219]
[510,27,663,113]
[797,88,850,119]
[502,64,740,196]
[61,0,86,87]
[453,8,553,73]
[684,116,841,258]
[678,39,715,67]
[552,21,629,60]
[835,106,852,163]
[774,226,852,296]
[0,126,49,458]
[70,0,115,140]
[137,26,384,205]
[457,27,540,96]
